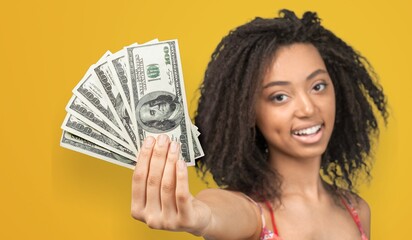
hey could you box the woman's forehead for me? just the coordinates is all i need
[263,43,327,83]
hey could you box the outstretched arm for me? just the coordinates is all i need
[131,135,261,240]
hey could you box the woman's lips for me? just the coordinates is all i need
[291,124,324,144]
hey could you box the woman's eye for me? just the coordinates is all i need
[270,94,289,103]
[313,83,327,92]
[150,110,155,116]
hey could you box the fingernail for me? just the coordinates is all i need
[177,158,187,170]
[170,141,179,153]
[157,134,168,146]
[144,137,155,148]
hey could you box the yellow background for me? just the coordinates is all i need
[0,0,409,239]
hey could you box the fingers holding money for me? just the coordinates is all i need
[160,141,180,215]
[131,136,155,214]
[131,135,188,228]
[145,134,170,213]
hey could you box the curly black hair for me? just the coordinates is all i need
[194,9,388,201]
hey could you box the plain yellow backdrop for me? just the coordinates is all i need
[0,0,410,239]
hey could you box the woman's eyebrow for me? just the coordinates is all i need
[263,69,328,89]
[263,80,290,88]
[306,69,327,81]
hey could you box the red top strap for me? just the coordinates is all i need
[264,200,279,236]
[340,194,369,240]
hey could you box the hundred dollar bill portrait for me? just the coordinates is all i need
[136,91,183,133]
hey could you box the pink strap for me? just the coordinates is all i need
[265,200,279,236]
[241,194,278,239]
[340,194,368,240]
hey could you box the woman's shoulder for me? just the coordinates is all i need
[339,190,370,214]
[351,192,371,232]
[338,189,371,237]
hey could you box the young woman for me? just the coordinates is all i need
[131,10,387,240]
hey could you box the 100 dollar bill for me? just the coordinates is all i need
[108,40,159,129]
[73,66,137,153]
[127,40,195,165]
[92,55,139,151]
[107,47,137,129]
[60,131,136,169]
[65,95,131,150]
[61,114,136,160]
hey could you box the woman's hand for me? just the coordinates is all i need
[131,134,212,236]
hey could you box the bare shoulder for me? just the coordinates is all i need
[354,194,371,237]
[344,191,371,237]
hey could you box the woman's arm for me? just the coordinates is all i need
[131,135,261,239]
[196,189,261,240]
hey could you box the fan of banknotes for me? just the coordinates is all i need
[60,39,204,169]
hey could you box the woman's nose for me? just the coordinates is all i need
[295,93,315,118]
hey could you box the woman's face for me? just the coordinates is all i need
[255,43,335,161]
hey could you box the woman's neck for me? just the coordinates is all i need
[269,151,327,202]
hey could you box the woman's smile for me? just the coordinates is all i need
[291,123,324,144]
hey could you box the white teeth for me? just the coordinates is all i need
[293,125,322,136]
